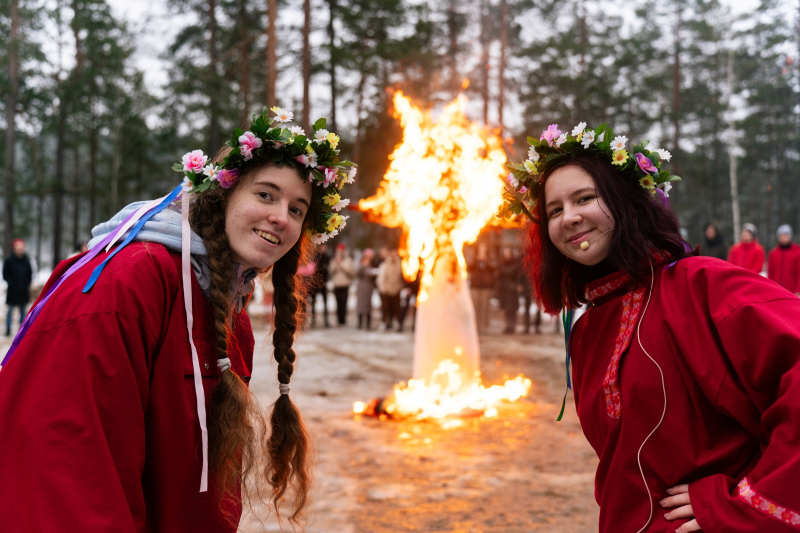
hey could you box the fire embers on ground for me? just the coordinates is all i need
[353,358,532,422]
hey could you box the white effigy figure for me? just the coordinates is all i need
[412,253,480,393]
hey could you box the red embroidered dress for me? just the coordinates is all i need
[570,256,800,532]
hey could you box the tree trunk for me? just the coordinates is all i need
[54,105,67,265]
[672,1,682,175]
[353,69,366,166]
[239,0,250,124]
[302,0,311,132]
[498,0,508,134]
[265,0,277,108]
[4,0,20,255]
[480,0,489,125]
[727,48,740,244]
[327,0,337,132]
[90,122,98,229]
[447,0,460,95]
[209,0,220,153]
[72,145,81,252]
[29,137,45,271]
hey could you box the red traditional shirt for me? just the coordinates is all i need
[728,241,765,273]
[0,243,254,532]
[768,243,800,293]
[570,256,800,532]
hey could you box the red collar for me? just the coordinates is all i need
[585,270,633,305]
[584,251,673,305]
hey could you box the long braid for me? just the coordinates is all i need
[188,159,315,525]
[189,189,259,510]
[267,235,312,520]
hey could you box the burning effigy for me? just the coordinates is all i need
[354,91,532,422]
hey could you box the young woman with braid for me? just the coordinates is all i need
[503,123,800,533]
[0,107,355,532]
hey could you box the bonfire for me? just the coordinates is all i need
[355,91,532,422]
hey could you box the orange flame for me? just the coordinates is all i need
[359,91,508,302]
[352,359,532,421]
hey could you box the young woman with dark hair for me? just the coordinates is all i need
[0,107,355,531]
[503,123,800,533]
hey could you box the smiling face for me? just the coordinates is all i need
[544,164,615,266]
[224,164,312,270]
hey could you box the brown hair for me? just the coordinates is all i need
[525,156,692,314]
[189,157,313,524]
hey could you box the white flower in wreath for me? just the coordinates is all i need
[610,136,628,151]
[581,130,596,148]
[555,134,567,148]
[508,173,520,189]
[288,125,306,137]
[657,182,672,197]
[523,160,536,173]
[203,164,219,178]
[313,129,330,143]
[656,148,672,162]
[271,107,294,123]
[346,166,357,184]
[332,198,350,212]
[527,146,540,162]
[572,122,587,137]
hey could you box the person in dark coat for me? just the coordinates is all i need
[700,222,727,260]
[467,243,497,333]
[497,247,522,334]
[3,239,33,336]
[308,243,331,327]
[355,249,377,329]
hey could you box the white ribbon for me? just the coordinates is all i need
[104,196,167,252]
[182,191,209,493]
[217,357,231,373]
[279,383,290,395]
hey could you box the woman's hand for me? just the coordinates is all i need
[660,484,701,532]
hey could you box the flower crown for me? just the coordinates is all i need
[173,106,356,244]
[498,122,681,222]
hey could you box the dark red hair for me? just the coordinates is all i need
[524,156,691,314]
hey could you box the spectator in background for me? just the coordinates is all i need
[768,224,800,295]
[355,249,377,329]
[3,239,33,337]
[376,247,389,324]
[467,242,497,333]
[518,260,540,334]
[377,249,405,331]
[308,243,331,327]
[398,269,420,333]
[727,222,765,273]
[700,222,727,260]
[329,243,355,326]
[497,247,521,334]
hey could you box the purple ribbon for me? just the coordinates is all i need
[0,208,140,369]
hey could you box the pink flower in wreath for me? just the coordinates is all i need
[182,150,208,174]
[540,124,562,146]
[238,131,263,161]
[635,153,658,174]
[318,166,338,187]
[217,168,240,189]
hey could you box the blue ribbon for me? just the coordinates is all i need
[557,307,575,421]
[82,184,183,293]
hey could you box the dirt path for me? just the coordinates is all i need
[243,319,600,533]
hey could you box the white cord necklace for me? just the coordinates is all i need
[635,259,668,533]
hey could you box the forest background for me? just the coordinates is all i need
[0,0,797,270]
